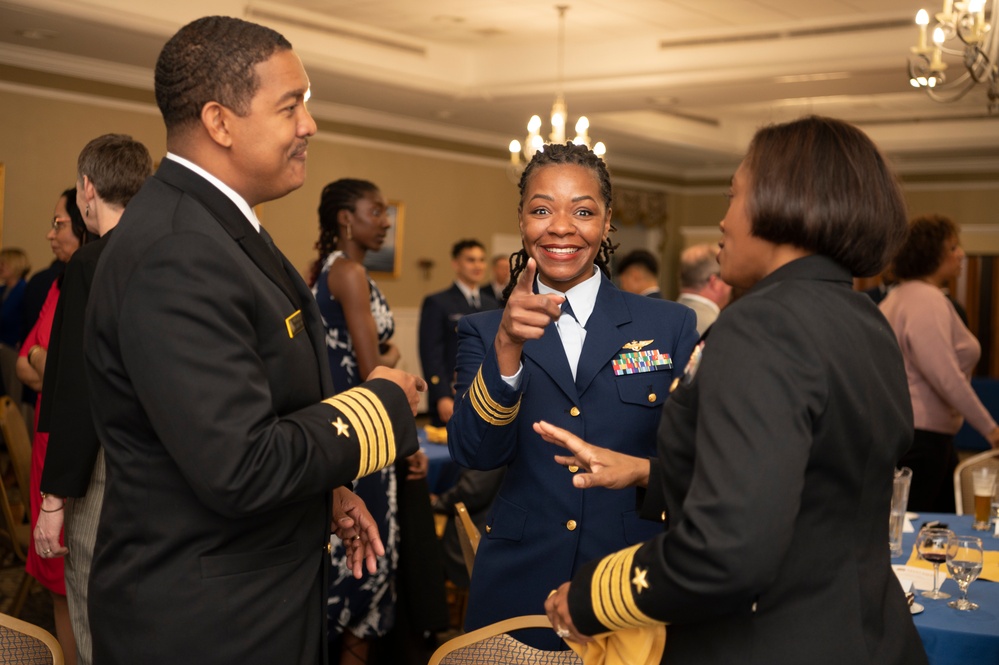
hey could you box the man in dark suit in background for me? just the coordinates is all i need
[81,17,424,665]
[483,252,511,304]
[616,248,663,298]
[419,239,499,426]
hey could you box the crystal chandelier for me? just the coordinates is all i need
[508,5,606,171]
[907,0,999,112]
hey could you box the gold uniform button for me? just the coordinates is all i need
[431,376,441,385]
[568,465,579,473]
[660,510,667,522]
[647,393,657,403]
[569,406,580,417]
[326,542,332,555]
[485,525,492,534]
[566,520,577,531]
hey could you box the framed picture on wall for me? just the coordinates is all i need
[363,200,404,278]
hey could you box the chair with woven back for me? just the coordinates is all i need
[454,501,480,578]
[0,610,64,664]
[953,448,999,516]
[0,395,36,617]
[428,614,582,665]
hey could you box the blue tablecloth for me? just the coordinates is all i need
[892,512,999,665]
[420,428,459,495]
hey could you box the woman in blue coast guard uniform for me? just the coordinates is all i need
[446,142,699,650]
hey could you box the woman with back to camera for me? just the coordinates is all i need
[310,178,431,664]
[16,188,88,665]
[447,142,699,650]
[541,117,928,665]
[32,133,152,665]
[880,214,999,513]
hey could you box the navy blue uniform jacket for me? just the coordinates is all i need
[447,272,698,649]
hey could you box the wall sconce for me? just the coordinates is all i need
[417,258,435,280]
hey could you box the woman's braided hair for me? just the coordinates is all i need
[503,142,617,301]
[308,178,379,286]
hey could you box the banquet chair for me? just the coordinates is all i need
[953,448,999,515]
[0,396,36,617]
[428,614,581,665]
[0,397,33,504]
[0,611,64,664]
[454,502,480,577]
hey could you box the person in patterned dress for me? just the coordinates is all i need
[311,178,426,665]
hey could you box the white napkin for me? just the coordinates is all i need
[893,565,935,591]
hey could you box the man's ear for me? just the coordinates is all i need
[201,101,233,148]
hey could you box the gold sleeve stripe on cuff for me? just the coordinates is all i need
[324,387,396,478]
[591,544,656,631]
[470,367,520,425]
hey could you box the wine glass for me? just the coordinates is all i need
[946,535,984,611]
[916,526,954,599]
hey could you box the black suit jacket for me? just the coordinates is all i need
[418,283,498,425]
[568,256,928,665]
[84,159,417,665]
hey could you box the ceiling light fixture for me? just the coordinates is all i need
[907,0,998,112]
[508,5,605,174]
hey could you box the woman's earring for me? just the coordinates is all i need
[85,205,90,217]
[346,223,353,241]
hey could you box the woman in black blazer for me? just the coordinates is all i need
[540,116,929,665]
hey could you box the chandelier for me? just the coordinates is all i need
[907,0,999,112]
[508,5,605,172]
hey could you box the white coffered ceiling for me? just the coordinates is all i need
[1,0,996,180]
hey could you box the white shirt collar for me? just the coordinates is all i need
[165,153,261,233]
[537,265,601,327]
[679,291,720,314]
[454,280,479,301]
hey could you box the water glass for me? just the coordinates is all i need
[946,535,984,611]
[889,467,912,557]
[971,467,997,531]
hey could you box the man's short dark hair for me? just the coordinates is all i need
[616,249,659,278]
[77,134,152,208]
[452,239,485,259]
[743,116,907,277]
[155,16,292,133]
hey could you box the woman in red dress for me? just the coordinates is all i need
[16,188,87,665]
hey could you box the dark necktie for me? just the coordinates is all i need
[259,226,281,261]
[558,297,584,380]
[561,298,577,324]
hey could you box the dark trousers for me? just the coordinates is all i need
[900,429,958,513]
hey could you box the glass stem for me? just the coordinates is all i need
[933,563,940,594]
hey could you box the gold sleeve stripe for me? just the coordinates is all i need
[323,387,396,478]
[469,367,520,425]
[591,544,657,630]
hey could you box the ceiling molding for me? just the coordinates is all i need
[0,42,151,89]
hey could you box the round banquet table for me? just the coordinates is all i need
[892,512,999,665]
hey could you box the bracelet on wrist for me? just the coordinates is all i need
[27,345,42,364]
[39,492,65,513]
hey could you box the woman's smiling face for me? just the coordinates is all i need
[518,163,611,292]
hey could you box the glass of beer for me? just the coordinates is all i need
[971,467,997,531]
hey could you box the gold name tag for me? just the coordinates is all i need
[285,310,305,338]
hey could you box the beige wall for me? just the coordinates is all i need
[4,82,998,309]
[0,85,521,310]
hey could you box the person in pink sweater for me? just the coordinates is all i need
[880,214,999,512]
